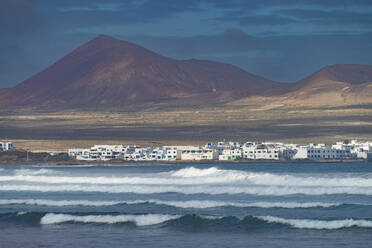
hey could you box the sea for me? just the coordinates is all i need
[1,162,372,248]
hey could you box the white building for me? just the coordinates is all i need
[0,142,14,151]
[179,146,218,160]
[242,143,280,160]
[67,140,372,162]
[333,140,372,159]
[162,146,178,160]
[68,145,140,161]
[293,144,355,160]
[219,148,242,160]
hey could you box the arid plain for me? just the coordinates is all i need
[1,36,372,152]
[1,102,372,152]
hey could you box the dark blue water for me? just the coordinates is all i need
[1,162,372,248]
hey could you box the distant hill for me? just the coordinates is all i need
[0,35,280,109]
[1,35,371,110]
[298,64,372,86]
[282,64,372,106]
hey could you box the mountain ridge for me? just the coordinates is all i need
[0,35,280,109]
[0,35,372,110]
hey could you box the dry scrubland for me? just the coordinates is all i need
[1,103,372,152]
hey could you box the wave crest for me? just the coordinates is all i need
[0,198,341,209]
[171,167,224,177]
[2,212,372,230]
[14,169,57,176]
[40,213,179,226]
[257,216,372,229]
[1,166,372,187]
[2,183,372,196]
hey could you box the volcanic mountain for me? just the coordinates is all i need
[298,64,372,86]
[1,35,372,110]
[0,35,281,109]
[281,64,372,106]
[229,63,372,108]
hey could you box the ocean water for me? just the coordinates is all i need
[1,162,372,248]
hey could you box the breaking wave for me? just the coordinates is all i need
[2,212,372,230]
[257,216,372,229]
[171,167,224,177]
[13,169,57,176]
[37,214,372,229]
[0,199,341,209]
[1,167,372,196]
[2,184,372,196]
[1,166,371,187]
[40,213,179,226]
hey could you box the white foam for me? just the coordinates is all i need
[1,167,372,196]
[0,198,341,209]
[1,167,371,188]
[171,167,224,177]
[0,199,123,207]
[148,200,339,209]
[1,183,372,196]
[40,213,179,226]
[13,168,57,176]
[257,216,372,229]
[16,211,28,216]
[0,171,242,185]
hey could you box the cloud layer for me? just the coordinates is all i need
[1,0,372,87]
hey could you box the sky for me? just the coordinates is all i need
[1,0,372,88]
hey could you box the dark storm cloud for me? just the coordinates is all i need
[214,12,296,26]
[40,0,372,28]
[0,0,47,88]
[26,0,372,34]
[206,0,372,8]
[1,0,372,87]
[37,0,204,27]
[125,30,372,82]
[0,0,43,33]
[222,28,256,48]
[203,0,372,35]
[277,8,372,26]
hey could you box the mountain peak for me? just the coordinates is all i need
[77,35,147,52]
[297,64,372,88]
[95,34,117,41]
[0,36,278,109]
[85,34,134,48]
[316,64,372,84]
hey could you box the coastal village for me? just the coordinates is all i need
[63,140,372,162]
[1,140,372,162]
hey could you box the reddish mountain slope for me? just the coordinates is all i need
[295,64,372,88]
[280,64,372,106]
[0,35,280,109]
[230,64,372,107]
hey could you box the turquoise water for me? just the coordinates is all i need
[1,162,372,247]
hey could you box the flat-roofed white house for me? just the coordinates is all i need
[0,142,14,151]
[292,146,309,159]
[67,140,372,162]
[145,147,165,160]
[219,148,242,160]
[179,146,218,160]
[242,144,280,160]
[162,146,178,160]
[293,144,355,160]
[333,140,372,159]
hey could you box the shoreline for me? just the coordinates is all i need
[1,150,370,167]
[0,158,369,166]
